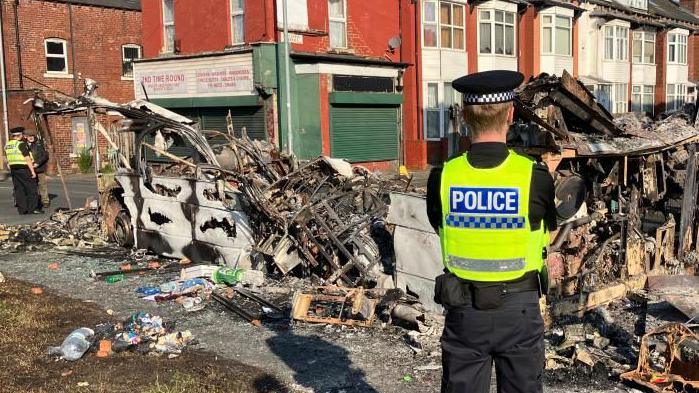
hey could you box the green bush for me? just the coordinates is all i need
[77,147,93,174]
[101,163,115,174]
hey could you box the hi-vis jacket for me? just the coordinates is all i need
[4,140,30,167]
[439,150,548,282]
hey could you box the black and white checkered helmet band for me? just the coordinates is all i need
[463,91,515,104]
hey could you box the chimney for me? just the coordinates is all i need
[679,0,699,14]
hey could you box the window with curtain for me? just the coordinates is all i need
[597,84,612,112]
[423,1,438,47]
[667,84,687,111]
[614,83,628,114]
[604,26,614,60]
[615,26,628,61]
[426,83,441,139]
[328,0,347,48]
[479,9,515,55]
[632,31,655,64]
[542,14,571,55]
[631,85,654,114]
[231,0,245,44]
[162,0,175,53]
[668,33,688,64]
[440,2,465,49]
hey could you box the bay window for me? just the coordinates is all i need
[667,84,687,112]
[632,31,655,64]
[542,14,572,56]
[479,9,515,55]
[614,83,628,114]
[631,85,654,114]
[426,83,441,139]
[604,25,628,61]
[668,33,687,64]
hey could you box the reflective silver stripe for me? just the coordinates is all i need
[448,256,525,272]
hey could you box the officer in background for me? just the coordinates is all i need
[426,70,557,393]
[4,127,40,214]
[25,129,50,208]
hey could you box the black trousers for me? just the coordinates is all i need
[441,291,544,393]
[11,167,39,214]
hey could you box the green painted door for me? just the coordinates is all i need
[329,105,399,162]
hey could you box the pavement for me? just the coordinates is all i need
[0,174,99,226]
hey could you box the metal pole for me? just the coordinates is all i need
[0,5,10,164]
[282,0,293,155]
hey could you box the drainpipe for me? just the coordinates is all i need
[0,1,10,158]
[282,0,293,155]
[12,0,22,89]
[67,0,78,96]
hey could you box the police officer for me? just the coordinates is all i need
[426,70,557,393]
[4,127,41,214]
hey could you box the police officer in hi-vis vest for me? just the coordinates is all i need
[426,70,557,393]
[4,127,40,214]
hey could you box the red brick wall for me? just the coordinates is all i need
[689,33,699,82]
[518,7,536,79]
[1,0,141,172]
[655,30,668,115]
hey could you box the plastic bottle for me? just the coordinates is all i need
[159,281,178,293]
[212,267,244,286]
[48,327,95,361]
[105,274,125,284]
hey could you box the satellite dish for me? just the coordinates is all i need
[388,36,402,50]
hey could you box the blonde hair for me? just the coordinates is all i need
[462,102,511,138]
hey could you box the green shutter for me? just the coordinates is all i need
[330,105,399,162]
[171,106,266,141]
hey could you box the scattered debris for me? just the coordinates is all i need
[291,286,384,327]
[621,323,699,392]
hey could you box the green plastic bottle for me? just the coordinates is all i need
[212,267,244,286]
[105,274,125,284]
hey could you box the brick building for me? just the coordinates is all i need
[136,0,422,170]
[0,0,142,172]
[419,0,699,165]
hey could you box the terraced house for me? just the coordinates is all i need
[577,0,699,116]
[420,0,699,164]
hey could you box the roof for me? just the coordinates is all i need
[648,0,699,26]
[44,0,141,11]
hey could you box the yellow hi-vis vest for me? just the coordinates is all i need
[4,140,28,167]
[439,150,548,282]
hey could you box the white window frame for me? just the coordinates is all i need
[44,38,68,74]
[632,31,655,64]
[478,9,516,56]
[613,83,628,114]
[230,0,245,45]
[541,14,572,56]
[121,44,142,79]
[667,83,687,112]
[328,0,347,49]
[631,84,654,114]
[423,0,439,48]
[422,1,465,50]
[603,24,629,61]
[439,2,466,50]
[667,33,688,64]
[162,0,175,53]
[425,82,441,140]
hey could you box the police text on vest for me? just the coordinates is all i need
[449,187,519,215]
